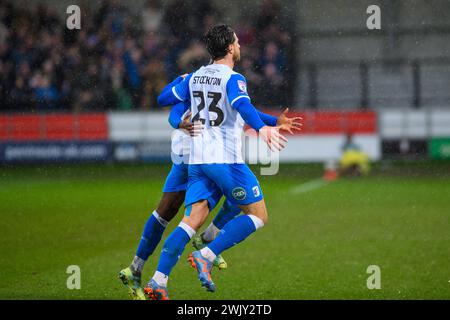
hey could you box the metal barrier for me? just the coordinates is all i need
[298,58,450,109]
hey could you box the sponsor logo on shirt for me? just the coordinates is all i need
[232,187,247,201]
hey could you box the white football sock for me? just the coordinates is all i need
[199,247,217,263]
[202,223,221,242]
[179,222,196,239]
[152,271,168,287]
[248,214,265,230]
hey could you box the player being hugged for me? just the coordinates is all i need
[145,24,294,300]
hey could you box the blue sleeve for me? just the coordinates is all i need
[168,101,190,129]
[226,73,251,107]
[257,110,278,127]
[234,98,266,131]
[157,74,192,106]
[157,76,184,106]
[160,76,184,96]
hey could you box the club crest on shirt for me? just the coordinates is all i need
[252,186,260,197]
[237,80,247,93]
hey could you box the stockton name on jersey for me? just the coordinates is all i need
[192,75,222,86]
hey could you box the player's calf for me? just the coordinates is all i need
[145,201,209,298]
[156,191,186,222]
[192,201,242,270]
[119,192,185,300]
[200,212,265,265]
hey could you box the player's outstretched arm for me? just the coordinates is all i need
[227,74,287,151]
[256,110,278,127]
[256,108,303,133]
[233,99,287,151]
[233,98,266,131]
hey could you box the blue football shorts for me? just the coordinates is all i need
[162,163,189,193]
[184,163,264,211]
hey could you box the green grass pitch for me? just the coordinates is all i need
[0,162,449,299]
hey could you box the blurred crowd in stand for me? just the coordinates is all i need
[0,0,295,112]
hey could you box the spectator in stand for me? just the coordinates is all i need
[177,40,209,73]
[163,0,191,40]
[123,44,144,107]
[142,0,163,35]
[110,60,133,111]
[31,72,60,110]
[161,0,192,80]
[258,41,287,107]
[141,58,167,110]
[9,76,33,111]
[259,41,286,72]
[190,0,218,36]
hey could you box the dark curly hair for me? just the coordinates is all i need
[204,24,236,61]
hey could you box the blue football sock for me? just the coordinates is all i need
[156,223,195,276]
[207,215,263,257]
[136,211,168,261]
[212,201,241,229]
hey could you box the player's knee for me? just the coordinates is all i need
[182,215,203,231]
[169,201,183,217]
[182,200,209,231]
[157,193,184,221]
[240,201,268,225]
[247,208,268,226]
[263,214,268,225]
[254,205,268,225]
[247,212,267,230]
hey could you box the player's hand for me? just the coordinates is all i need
[259,126,288,152]
[276,108,303,134]
[179,112,203,136]
[180,73,189,79]
[191,120,204,136]
[178,111,193,134]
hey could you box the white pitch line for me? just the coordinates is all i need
[290,178,330,194]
